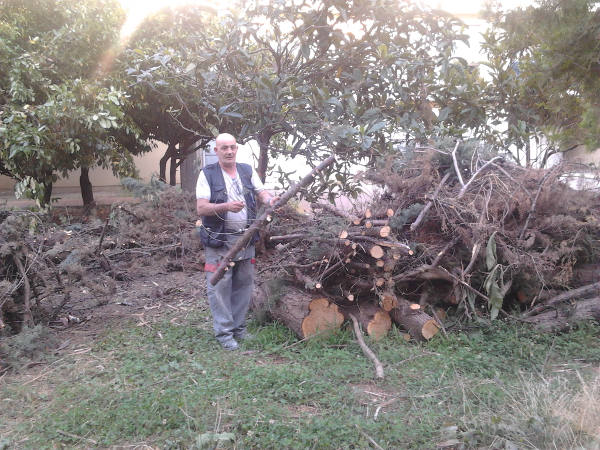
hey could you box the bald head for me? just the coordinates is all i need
[216,133,236,146]
[214,133,238,170]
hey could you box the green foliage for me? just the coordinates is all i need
[0,0,149,205]
[124,0,481,192]
[481,0,600,166]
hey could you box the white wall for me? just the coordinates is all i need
[0,141,172,191]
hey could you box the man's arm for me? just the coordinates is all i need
[256,190,278,206]
[196,198,244,217]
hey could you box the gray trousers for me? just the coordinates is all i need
[204,237,255,343]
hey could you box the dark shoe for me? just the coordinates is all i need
[220,339,239,351]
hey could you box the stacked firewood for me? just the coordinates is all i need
[254,203,443,342]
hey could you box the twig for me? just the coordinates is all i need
[518,168,555,240]
[410,172,451,232]
[56,430,98,445]
[13,252,34,327]
[452,141,464,187]
[314,202,355,221]
[355,424,384,450]
[95,213,111,255]
[431,236,459,268]
[349,313,384,379]
[462,184,492,277]
[457,156,503,200]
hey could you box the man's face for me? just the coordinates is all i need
[215,137,238,167]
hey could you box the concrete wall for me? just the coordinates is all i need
[564,145,600,166]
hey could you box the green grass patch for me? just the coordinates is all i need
[2,318,600,448]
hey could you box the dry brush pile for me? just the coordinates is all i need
[254,147,600,343]
[0,179,202,346]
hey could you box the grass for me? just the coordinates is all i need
[2,315,600,449]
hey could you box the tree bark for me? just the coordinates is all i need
[254,284,343,339]
[257,131,271,183]
[169,153,178,186]
[341,302,391,341]
[388,296,440,341]
[42,181,53,206]
[159,142,177,183]
[79,167,95,207]
[522,297,600,332]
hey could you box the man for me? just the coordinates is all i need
[196,133,277,350]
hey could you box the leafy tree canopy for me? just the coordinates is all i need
[481,0,600,166]
[0,0,149,205]
[124,0,481,198]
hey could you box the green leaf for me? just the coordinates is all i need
[368,121,386,134]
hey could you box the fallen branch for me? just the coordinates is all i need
[410,173,450,232]
[13,252,34,328]
[522,281,600,318]
[349,313,384,379]
[451,141,464,187]
[457,156,503,200]
[518,168,556,240]
[210,155,336,285]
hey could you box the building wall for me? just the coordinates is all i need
[564,145,600,166]
[0,141,172,191]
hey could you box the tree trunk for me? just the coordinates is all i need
[522,297,600,332]
[79,167,95,207]
[169,154,178,186]
[257,131,271,183]
[42,181,53,206]
[159,142,176,183]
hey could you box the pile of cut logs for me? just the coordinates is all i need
[253,204,442,342]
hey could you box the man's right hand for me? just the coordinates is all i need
[227,201,245,213]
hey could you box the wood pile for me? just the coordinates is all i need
[254,147,600,341]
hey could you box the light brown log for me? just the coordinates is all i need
[389,296,440,341]
[375,277,385,287]
[339,230,349,239]
[350,226,391,239]
[253,285,343,339]
[365,208,372,219]
[369,245,385,259]
[342,303,391,341]
[376,260,385,268]
[294,269,322,290]
[348,261,371,271]
[380,291,399,312]
[386,208,394,218]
